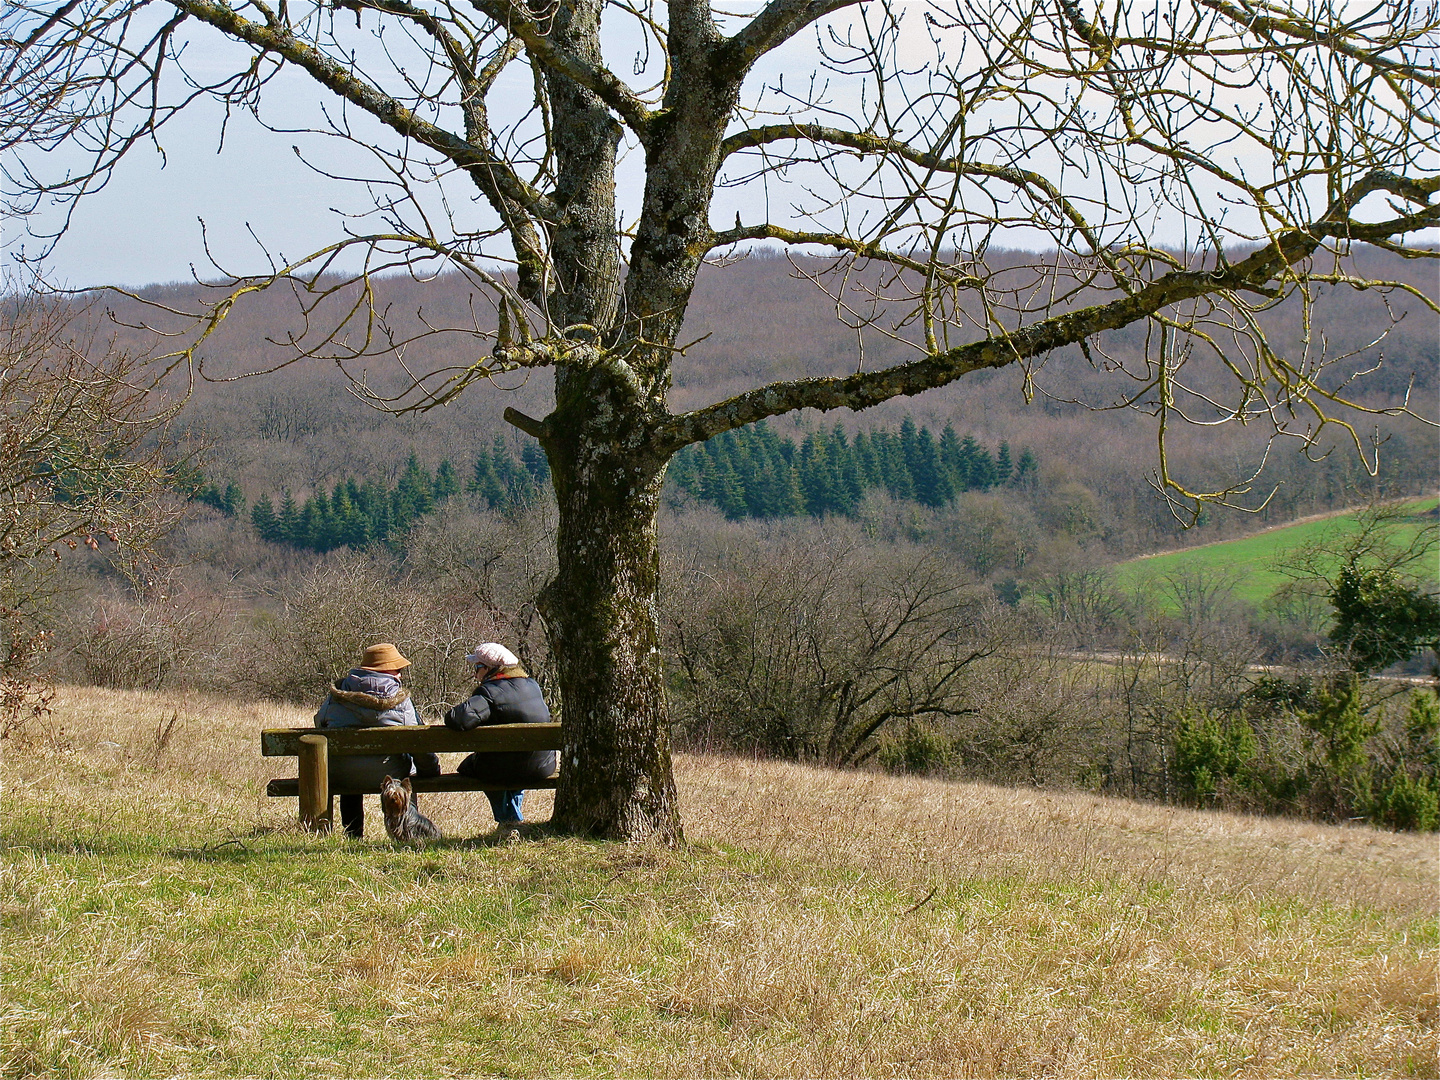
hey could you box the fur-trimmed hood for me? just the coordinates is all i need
[316,672,419,730]
[327,681,410,712]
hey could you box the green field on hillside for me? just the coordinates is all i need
[1110,499,1439,610]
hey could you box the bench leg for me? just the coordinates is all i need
[297,734,332,832]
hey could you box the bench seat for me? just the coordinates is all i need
[265,772,559,797]
[261,721,564,828]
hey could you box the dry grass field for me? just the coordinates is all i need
[3,686,1437,1078]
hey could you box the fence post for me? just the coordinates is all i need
[297,734,332,831]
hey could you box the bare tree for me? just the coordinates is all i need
[1,294,181,573]
[0,288,183,734]
[665,530,1000,766]
[4,0,1436,838]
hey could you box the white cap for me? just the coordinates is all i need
[465,642,519,668]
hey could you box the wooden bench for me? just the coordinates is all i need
[262,722,564,829]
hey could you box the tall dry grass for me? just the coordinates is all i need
[3,685,1436,1078]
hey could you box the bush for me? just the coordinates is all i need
[663,520,1005,765]
[241,511,556,717]
[1368,691,1440,832]
[1173,710,1258,805]
[56,585,238,691]
[877,722,955,776]
[246,551,466,712]
[1166,681,1440,831]
[1371,772,1439,832]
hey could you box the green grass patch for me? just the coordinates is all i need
[1110,498,1438,610]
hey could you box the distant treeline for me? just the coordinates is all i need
[198,439,551,552]
[196,419,1036,548]
[670,419,1036,519]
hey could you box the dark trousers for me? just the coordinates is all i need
[340,794,364,838]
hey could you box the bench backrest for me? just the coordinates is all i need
[261,722,563,757]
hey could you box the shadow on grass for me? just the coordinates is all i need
[6,820,620,866]
[163,821,562,860]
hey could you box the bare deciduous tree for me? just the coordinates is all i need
[1,294,182,577]
[665,530,1001,766]
[0,289,183,735]
[4,0,1436,837]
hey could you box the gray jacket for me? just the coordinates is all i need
[314,669,439,790]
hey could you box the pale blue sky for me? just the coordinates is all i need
[7,5,1434,288]
[4,8,798,287]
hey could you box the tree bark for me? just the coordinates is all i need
[540,0,623,333]
[538,360,681,841]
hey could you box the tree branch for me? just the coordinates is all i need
[657,175,1440,452]
[720,123,1109,255]
[707,222,982,284]
[1196,0,1440,90]
[504,406,547,438]
[331,0,479,85]
[716,0,863,78]
[167,0,557,219]
[466,0,655,137]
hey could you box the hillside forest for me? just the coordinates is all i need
[17,248,1440,831]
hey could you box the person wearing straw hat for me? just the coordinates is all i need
[315,642,441,839]
[445,642,555,839]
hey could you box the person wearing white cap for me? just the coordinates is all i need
[444,642,556,838]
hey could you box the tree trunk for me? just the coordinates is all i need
[539,360,681,842]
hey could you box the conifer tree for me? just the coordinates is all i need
[277,490,299,544]
[669,447,701,499]
[938,426,964,492]
[852,431,881,490]
[773,459,806,518]
[995,443,1013,486]
[521,442,551,485]
[1013,448,1040,489]
[434,460,461,501]
[910,426,953,507]
[395,455,434,522]
[957,435,982,492]
[710,457,748,519]
[970,446,998,491]
[330,482,359,546]
[471,453,506,508]
[796,432,829,516]
[899,417,921,484]
[297,497,321,550]
[832,424,865,509]
[250,494,278,542]
[874,431,914,502]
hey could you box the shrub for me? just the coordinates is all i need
[56,586,237,691]
[877,722,955,776]
[663,526,1003,765]
[1371,772,1439,832]
[1296,678,1380,817]
[1173,710,1258,805]
[246,551,459,710]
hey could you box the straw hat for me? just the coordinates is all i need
[359,642,411,671]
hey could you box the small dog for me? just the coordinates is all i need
[379,775,441,844]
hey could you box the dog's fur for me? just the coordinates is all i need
[379,775,441,843]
